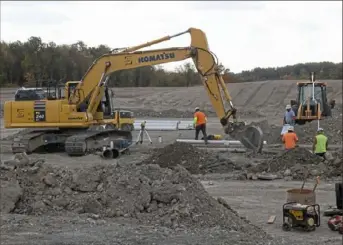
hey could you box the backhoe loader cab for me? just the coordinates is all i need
[290,81,335,125]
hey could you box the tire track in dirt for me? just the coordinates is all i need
[235,84,261,107]
[231,86,251,107]
[256,85,278,107]
[266,83,291,107]
[227,84,243,99]
[243,82,266,107]
[277,82,294,107]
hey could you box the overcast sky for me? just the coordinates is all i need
[1,1,342,73]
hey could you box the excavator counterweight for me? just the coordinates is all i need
[4,28,264,156]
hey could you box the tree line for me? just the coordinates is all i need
[0,36,342,87]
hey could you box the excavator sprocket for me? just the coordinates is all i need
[226,122,264,153]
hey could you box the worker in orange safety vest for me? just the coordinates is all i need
[193,107,208,144]
[282,126,299,150]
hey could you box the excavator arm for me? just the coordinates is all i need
[69,28,263,151]
[70,28,240,132]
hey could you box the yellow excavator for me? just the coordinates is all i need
[4,28,264,156]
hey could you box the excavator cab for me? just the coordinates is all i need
[290,81,335,125]
[64,81,135,131]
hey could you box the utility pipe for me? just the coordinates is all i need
[176,139,267,145]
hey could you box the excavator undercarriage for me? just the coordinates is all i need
[12,127,132,156]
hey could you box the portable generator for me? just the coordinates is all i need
[282,202,320,232]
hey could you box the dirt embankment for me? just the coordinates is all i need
[2,80,341,119]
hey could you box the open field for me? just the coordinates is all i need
[0,79,342,245]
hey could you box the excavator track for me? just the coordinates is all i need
[11,129,70,154]
[64,129,133,156]
[11,128,133,156]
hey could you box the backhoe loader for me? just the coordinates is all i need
[4,28,264,156]
[290,72,335,125]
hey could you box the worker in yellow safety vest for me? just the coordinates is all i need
[312,128,328,159]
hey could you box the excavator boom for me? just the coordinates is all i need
[70,28,242,131]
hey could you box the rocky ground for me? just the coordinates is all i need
[0,81,342,245]
[1,148,341,245]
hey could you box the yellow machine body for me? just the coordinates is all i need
[3,27,263,155]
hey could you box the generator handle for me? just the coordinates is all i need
[314,204,320,227]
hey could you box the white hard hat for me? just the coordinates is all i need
[317,128,324,132]
[194,107,200,112]
[288,126,294,131]
[286,105,291,109]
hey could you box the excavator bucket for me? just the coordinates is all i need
[227,123,264,153]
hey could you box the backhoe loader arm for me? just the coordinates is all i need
[70,28,240,134]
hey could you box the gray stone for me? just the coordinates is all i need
[284,169,291,176]
[0,180,23,213]
[42,173,57,187]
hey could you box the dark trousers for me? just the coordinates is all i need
[195,123,207,142]
[315,152,326,160]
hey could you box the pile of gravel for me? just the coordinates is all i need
[0,154,282,244]
[140,142,234,174]
[246,147,342,180]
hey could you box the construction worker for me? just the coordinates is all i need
[312,128,328,159]
[193,107,208,144]
[282,126,298,150]
[283,104,296,126]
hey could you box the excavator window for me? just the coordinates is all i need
[119,111,134,118]
[67,82,79,99]
[14,88,46,101]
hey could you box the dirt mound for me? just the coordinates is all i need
[294,106,343,144]
[0,155,278,244]
[140,142,234,174]
[246,147,342,180]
